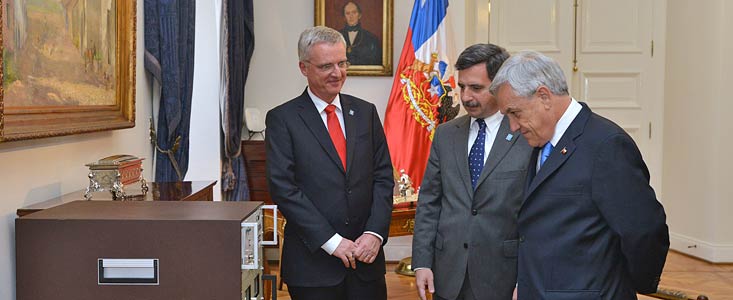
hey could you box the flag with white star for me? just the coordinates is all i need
[384,0,457,204]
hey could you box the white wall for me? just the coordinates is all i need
[186,0,222,200]
[0,0,153,298]
[663,0,733,262]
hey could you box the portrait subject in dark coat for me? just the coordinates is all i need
[339,1,381,65]
[490,50,670,300]
[266,26,394,300]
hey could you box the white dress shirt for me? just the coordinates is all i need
[536,98,582,172]
[348,31,358,44]
[308,88,346,137]
[468,112,504,161]
[307,87,383,255]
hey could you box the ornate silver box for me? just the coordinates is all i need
[84,155,147,200]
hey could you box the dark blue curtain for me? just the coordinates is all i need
[220,0,254,201]
[144,0,196,182]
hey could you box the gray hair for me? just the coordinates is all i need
[489,50,569,97]
[297,26,346,61]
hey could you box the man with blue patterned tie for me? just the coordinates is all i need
[490,50,669,300]
[412,44,533,300]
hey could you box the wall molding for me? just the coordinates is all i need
[670,232,733,263]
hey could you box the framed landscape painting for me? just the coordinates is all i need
[315,0,393,76]
[0,0,136,143]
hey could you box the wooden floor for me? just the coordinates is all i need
[272,251,733,300]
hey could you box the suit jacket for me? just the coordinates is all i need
[339,26,381,65]
[518,103,669,300]
[265,90,394,287]
[412,115,533,299]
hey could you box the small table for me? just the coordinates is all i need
[389,204,418,277]
[390,206,417,237]
[17,181,216,217]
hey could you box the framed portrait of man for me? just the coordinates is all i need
[315,0,393,76]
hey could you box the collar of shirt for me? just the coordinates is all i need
[467,111,504,161]
[548,98,582,147]
[307,87,346,137]
[308,87,342,113]
[470,111,504,134]
[537,98,581,172]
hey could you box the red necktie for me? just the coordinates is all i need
[324,104,347,170]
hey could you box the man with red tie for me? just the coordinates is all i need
[265,26,394,300]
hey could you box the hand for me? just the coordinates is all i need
[513,286,518,300]
[415,268,435,300]
[353,233,381,264]
[332,238,357,269]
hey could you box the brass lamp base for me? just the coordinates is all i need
[395,257,415,276]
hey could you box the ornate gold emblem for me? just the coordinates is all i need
[402,218,415,234]
[397,52,456,141]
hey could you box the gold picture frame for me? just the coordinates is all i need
[0,0,136,143]
[315,0,393,76]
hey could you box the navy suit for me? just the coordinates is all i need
[265,90,394,288]
[517,103,669,299]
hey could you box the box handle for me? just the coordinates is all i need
[98,258,159,285]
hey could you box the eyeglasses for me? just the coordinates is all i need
[305,60,351,73]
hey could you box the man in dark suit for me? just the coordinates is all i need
[339,1,381,65]
[412,44,532,300]
[490,50,669,300]
[265,26,394,300]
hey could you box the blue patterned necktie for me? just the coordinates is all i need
[469,119,487,190]
[540,142,554,167]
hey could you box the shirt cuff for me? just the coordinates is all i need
[321,234,343,255]
[413,267,430,271]
[364,231,384,244]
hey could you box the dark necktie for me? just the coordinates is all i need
[540,142,553,167]
[469,119,487,189]
[324,105,347,170]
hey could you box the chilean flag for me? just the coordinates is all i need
[384,0,457,194]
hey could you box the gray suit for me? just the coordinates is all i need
[412,115,532,300]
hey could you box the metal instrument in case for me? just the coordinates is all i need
[16,200,277,300]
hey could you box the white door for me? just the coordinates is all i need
[487,0,665,192]
[488,0,575,77]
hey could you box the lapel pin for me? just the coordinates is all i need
[505,133,513,141]
[349,109,354,116]
[561,147,567,155]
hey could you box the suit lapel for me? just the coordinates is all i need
[452,116,474,199]
[525,104,591,199]
[342,95,357,176]
[526,141,577,197]
[296,90,345,174]
[526,147,540,193]
[352,29,364,46]
[474,116,519,190]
